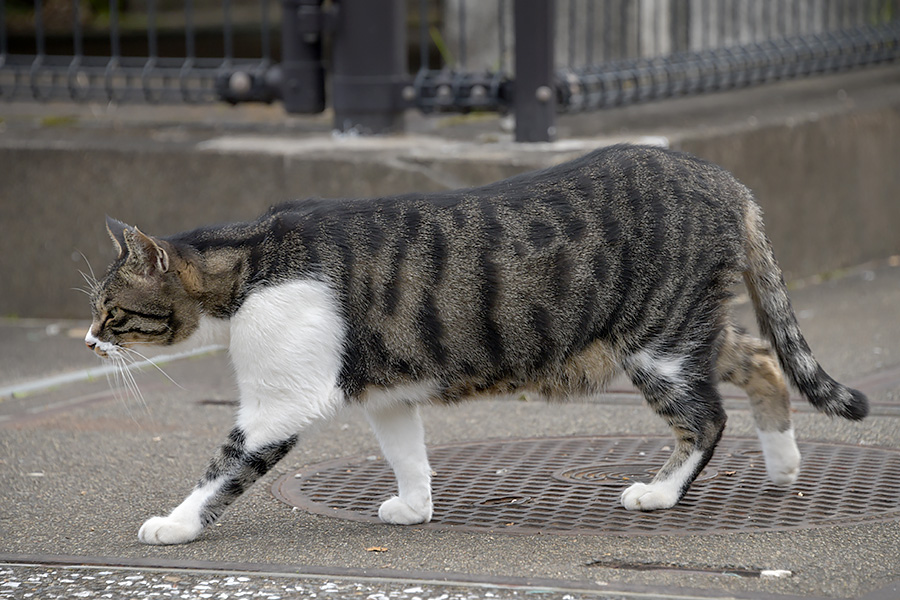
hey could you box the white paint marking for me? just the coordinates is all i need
[0,345,225,401]
[760,569,792,579]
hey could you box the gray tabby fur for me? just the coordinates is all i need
[87,144,867,543]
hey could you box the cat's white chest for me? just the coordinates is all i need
[227,280,348,446]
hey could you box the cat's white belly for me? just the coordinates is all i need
[358,380,443,410]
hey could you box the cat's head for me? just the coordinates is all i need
[85,217,201,357]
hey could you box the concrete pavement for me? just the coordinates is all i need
[1,259,899,599]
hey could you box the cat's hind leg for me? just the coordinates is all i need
[621,349,727,511]
[365,402,433,525]
[716,324,800,485]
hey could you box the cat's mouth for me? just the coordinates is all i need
[87,342,117,358]
[84,331,119,358]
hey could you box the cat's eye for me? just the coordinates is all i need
[102,307,122,326]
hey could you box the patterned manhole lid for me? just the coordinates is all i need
[272,436,900,536]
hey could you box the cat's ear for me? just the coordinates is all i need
[106,216,129,258]
[123,226,170,277]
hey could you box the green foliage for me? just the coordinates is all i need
[40,115,79,127]
[86,0,128,16]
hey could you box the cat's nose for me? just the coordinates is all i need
[85,330,99,350]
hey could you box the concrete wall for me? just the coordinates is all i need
[679,105,900,280]
[2,66,899,318]
[0,137,585,318]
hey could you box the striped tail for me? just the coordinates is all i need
[741,201,868,421]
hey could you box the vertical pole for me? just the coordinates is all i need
[261,0,272,64]
[107,0,121,102]
[31,0,46,100]
[418,0,430,71]
[280,0,326,113]
[514,0,556,142]
[223,0,234,67]
[143,0,158,102]
[0,0,6,59]
[332,0,407,134]
[68,0,85,100]
[180,0,196,102]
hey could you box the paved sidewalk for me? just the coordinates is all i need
[1,259,899,599]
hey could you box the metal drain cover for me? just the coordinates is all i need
[273,436,900,536]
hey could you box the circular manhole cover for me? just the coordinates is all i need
[272,436,900,535]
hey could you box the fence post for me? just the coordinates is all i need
[331,0,407,134]
[279,0,327,113]
[514,0,557,142]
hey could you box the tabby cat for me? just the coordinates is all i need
[85,144,867,545]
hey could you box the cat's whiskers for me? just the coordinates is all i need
[77,268,101,296]
[120,359,148,411]
[71,287,95,297]
[78,251,98,280]
[76,252,100,289]
[100,347,149,415]
[122,346,186,391]
[105,356,135,418]
[116,348,148,405]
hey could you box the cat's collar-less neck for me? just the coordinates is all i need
[169,241,249,319]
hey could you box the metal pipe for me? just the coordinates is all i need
[67,0,85,101]
[261,0,272,63]
[223,0,234,66]
[331,0,407,133]
[419,0,429,71]
[279,0,326,113]
[142,0,159,102]
[513,0,556,142]
[30,0,46,100]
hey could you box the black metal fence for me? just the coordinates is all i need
[2,0,899,141]
[0,0,279,104]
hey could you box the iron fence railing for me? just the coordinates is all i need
[0,1,279,104]
[2,0,899,141]
[558,19,900,111]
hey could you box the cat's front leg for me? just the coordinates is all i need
[138,279,347,544]
[138,427,297,545]
[365,403,433,525]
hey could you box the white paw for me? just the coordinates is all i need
[138,515,202,545]
[764,449,801,485]
[378,496,433,525]
[620,482,679,511]
[758,428,801,485]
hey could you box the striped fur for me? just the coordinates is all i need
[742,203,868,420]
[87,144,868,543]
